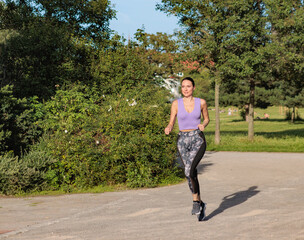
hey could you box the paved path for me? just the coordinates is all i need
[0,152,304,240]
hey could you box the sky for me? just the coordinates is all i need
[109,0,180,38]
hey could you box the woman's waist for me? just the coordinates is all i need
[180,129,197,132]
[178,129,202,136]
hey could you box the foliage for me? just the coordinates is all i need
[285,108,302,121]
[265,0,304,111]
[0,85,42,156]
[157,0,277,140]
[0,0,115,42]
[38,84,178,191]
[91,38,154,95]
[91,32,184,96]
[134,29,182,78]
[38,84,103,189]
[0,0,115,99]
[218,86,281,109]
[98,85,178,188]
[0,138,56,195]
[0,20,71,99]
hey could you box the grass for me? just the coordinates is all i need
[7,184,130,198]
[204,106,304,152]
[5,180,185,198]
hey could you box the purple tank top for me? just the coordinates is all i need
[177,98,201,131]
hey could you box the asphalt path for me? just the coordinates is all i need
[1,151,304,240]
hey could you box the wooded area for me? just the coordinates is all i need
[0,0,303,195]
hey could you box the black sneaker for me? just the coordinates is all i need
[198,201,206,221]
[192,201,201,215]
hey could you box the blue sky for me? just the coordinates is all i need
[109,0,180,38]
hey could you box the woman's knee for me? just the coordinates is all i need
[189,169,197,179]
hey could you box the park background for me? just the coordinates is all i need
[0,0,303,196]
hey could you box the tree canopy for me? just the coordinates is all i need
[0,0,115,99]
[157,0,304,138]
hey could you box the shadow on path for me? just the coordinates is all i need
[205,186,260,221]
[197,162,214,174]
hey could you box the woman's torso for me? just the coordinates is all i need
[177,98,201,131]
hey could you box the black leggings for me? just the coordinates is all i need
[177,130,206,195]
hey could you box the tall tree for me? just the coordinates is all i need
[157,1,229,144]
[91,31,183,96]
[0,0,115,99]
[157,0,270,141]
[0,0,115,42]
[265,0,304,122]
[91,35,155,95]
[134,29,181,79]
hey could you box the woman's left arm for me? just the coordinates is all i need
[198,99,210,131]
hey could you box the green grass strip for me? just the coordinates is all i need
[204,106,304,152]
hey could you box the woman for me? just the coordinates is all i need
[165,77,209,220]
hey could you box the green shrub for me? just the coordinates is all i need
[40,84,107,189]
[40,83,178,190]
[98,85,177,188]
[0,85,43,156]
[0,83,180,194]
[0,138,56,195]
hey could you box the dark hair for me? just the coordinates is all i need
[182,77,195,87]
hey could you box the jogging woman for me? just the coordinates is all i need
[165,77,209,220]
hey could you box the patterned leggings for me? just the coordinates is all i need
[177,130,206,195]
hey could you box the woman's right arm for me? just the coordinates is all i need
[165,100,178,135]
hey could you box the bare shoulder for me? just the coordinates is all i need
[200,98,207,108]
[172,99,178,110]
[172,99,178,106]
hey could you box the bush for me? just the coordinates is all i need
[0,138,56,195]
[0,83,180,194]
[97,85,178,187]
[0,85,43,156]
[40,84,178,190]
[40,84,106,189]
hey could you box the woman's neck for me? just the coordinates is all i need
[183,96,194,102]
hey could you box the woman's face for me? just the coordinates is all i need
[181,80,195,97]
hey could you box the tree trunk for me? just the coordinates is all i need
[248,80,255,141]
[291,107,295,123]
[215,81,220,145]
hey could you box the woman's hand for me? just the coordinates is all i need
[165,100,177,135]
[165,125,173,135]
[198,124,205,131]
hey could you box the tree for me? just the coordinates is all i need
[0,0,115,99]
[157,0,271,141]
[265,0,304,122]
[134,29,181,79]
[0,19,72,98]
[0,0,115,42]
[90,30,184,96]
[157,1,228,144]
[0,85,42,156]
[91,35,155,95]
